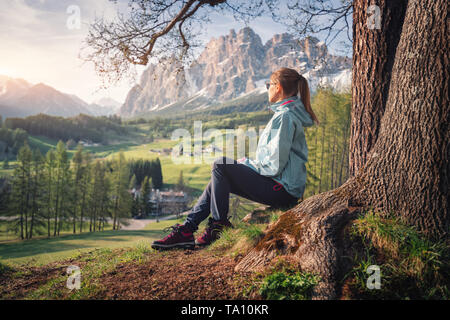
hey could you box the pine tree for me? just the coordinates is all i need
[130,196,140,218]
[71,145,84,233]
[176,170,185,192]
[9,142,33,239]
[111,152,132,230]
[28,148,45,239]
[54,141,70,236]
[140,176,151,217]
[303,88,351,196]
[60,159,75,236]
[2,158,9,170]
[97,162,111,232]
[152,158,163,189]
[79,152,92,233]
[129,174,137,190]
[89,162,102,232]
[86,161,112,232]
[44,149,56,237]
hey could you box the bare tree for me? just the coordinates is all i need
[283,0,353,49]
[82,0,279,87]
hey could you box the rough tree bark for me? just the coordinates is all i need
[350,0,449,237]
[236,0,449,300]
[349,0,408,177]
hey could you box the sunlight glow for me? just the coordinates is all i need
[0,66,17,78]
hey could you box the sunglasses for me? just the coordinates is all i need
[265,81,276,90]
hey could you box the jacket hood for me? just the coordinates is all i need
[268,95,314,127]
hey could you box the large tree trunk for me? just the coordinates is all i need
[236,0,448,299]
[349,0,408,177]
[350,0,449,237]
[235,189,361,299]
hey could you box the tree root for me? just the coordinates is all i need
[235,178,363,299]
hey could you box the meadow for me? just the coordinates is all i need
[0,216,185,266]
[0,125,261,266]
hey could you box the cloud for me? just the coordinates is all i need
[0,0,131,103]
[0,0,348,104]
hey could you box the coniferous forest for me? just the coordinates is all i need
[303,88,351,198]
[0,88,349,240]
[0,140,163,240]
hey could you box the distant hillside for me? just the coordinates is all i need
[132,89,269,120]
[0,75,121,119]
[90,97,122,116]
[5,113,126,144]
[0,76,91,119]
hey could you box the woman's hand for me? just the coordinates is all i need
[237,157,246,164]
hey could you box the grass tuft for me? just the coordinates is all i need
[238,258,320,300]
[259,270,320,300]
[343,209,449,299]
[240,224,265,243]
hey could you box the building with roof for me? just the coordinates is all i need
[127,187,189,216]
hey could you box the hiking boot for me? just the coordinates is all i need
[151,224,195,250]
[195,218,233,247]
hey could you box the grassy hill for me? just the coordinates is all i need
[126,91,269,120]
[0,217,185,266]
[1,206,447,300]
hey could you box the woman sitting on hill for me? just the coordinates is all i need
[152,67,320,250]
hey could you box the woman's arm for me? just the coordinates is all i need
[254,112,296,177]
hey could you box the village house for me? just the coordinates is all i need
[149,189,189,215]
[130,187,189,216]
[172,143,222,157]
[79,140,102,147]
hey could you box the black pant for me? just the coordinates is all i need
[184,156,298,231]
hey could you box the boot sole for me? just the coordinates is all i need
[151,242,195,250]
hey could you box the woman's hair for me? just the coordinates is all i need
[271,68,320,125]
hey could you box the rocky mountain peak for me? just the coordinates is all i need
[267,32,295,46]
[237,27,258,41]
[119,27,352,118]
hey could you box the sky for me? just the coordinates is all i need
[0,0,352,104]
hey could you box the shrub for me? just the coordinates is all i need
[259,271,320,300]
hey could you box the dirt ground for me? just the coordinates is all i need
[0,249,261,300]
[99,250,258,300]
[0,262,75,299]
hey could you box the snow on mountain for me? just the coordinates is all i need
[120,27,352,118]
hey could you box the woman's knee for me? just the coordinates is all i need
[211,156,234,170]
